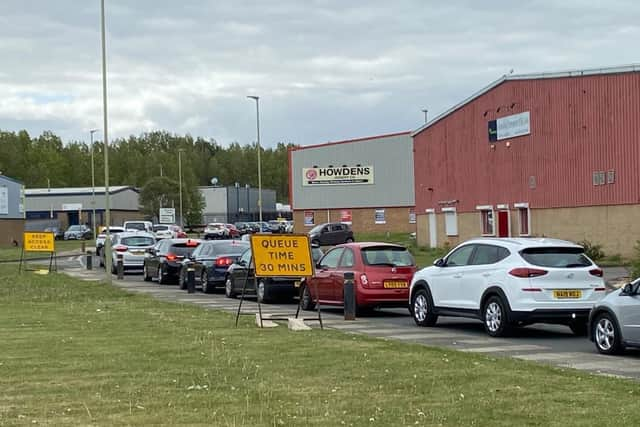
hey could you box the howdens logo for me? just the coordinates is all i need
[318,167,371,177]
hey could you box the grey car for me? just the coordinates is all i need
[589,278,640,354]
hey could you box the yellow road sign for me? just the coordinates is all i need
[250,234,314,278]
[23,232,55,252]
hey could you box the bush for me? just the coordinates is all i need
[577,239,605,261]
[630,241,640,280]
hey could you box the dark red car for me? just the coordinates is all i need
[300,242,417,312]
[225,223,241,239]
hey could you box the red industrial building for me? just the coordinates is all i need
[412,64,640,257]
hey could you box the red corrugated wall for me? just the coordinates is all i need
[414,73,640,213]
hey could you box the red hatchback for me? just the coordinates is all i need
[300,242,417,312]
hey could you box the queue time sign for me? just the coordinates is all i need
[23,232,55,252]
[250,234,314,278]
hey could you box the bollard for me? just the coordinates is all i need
[86,250,93,270]
[116,254,124,280]
[81,240,86,253]
[187,264,196,294]
[343,272,356,320]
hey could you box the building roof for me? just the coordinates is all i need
[412,63,640,137]
[291,131,411,152]
[0,174,24,185]
[25,186,138,196]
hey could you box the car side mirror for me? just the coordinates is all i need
[238,260,246,267]
[622,283,634,295]
[434,258,445,267]
[147,248,155,255]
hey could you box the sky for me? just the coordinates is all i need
[0,0,638,147]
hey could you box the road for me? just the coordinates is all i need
[59,254,640,380]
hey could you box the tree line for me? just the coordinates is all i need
[0,128,294,205]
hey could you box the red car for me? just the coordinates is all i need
[300,242,417,312]
[225,224,240,239]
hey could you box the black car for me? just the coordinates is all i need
[224,244,324,303]
[308,222,354,246]
[181,240,250,293]
[44,226,64,240]
[234,222,252,235]
[143,238,201,284]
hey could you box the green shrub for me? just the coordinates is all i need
[577,239,605,261]
[630,241,640,280]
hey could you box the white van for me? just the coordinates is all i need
[123,220,153,233]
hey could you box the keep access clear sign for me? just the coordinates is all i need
[250,234,314,278]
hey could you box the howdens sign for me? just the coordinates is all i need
[302,165,374,186]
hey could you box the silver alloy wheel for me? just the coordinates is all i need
[596,318,615,351]
[485,302,502,332]
[157,265,162,283]
[202,271,209,292]
[257,281,265,301]
[225,278,233,297]
[143,265,147,278]
[414,294,428,322]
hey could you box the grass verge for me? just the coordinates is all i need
[0,240,85,262]
[1,265,640,426]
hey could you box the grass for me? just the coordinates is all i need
[355,232,448,268]
[2,266,640,425]
[0,240,85,262]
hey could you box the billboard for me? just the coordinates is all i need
[302,166,374,186]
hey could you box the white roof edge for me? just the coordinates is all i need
[411,63,640,137]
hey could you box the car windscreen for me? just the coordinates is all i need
[68,225,81,231]
[211,242,250,255]
[154,225,169,231]
[520,247,592,268]
[170,242,200,256]
[121,236,155,247]
[361,246,415,267]
[309,224,324,234]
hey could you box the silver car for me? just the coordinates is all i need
[589,278,640,354]
[102,231,156,274]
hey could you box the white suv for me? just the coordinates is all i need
[409,238,606,337]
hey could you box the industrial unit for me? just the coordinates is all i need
[412,64,640,257]
[0,174,25,246]
[289,132,416,233]
[199,185,277,224]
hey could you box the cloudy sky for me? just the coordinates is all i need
[0,0,638,147]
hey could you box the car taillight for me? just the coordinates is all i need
[216,257,233,267]
[359,274,369,288]
[114,245,128,252]
[509,268,548,278]
[166,253,177,262]
[589,268,603,277]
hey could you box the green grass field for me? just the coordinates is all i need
[1,265,640,426]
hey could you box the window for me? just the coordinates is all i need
[470,245,510,265]
[239,248,252,265]
[339,248,355,268]
[319,248,344,269]
[446,245,475,266]
[520,247,591,268]
[362,246,414,267]
[375,209,386,224]
[331,224,344,232]
[481,210,494,235]
[443,208,457,236]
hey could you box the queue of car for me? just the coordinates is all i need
[93,220,637,355]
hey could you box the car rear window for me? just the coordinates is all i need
[126,223,146,231]
[121,236,155,247]
[154,225,169,231]
[170,242,200,256]
[362,246,415,267]
[211,242,250,255]
[520,247,592,268]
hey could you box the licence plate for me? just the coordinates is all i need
[384,280,407,289]
[553,290,582,299]
[131,250,144,255]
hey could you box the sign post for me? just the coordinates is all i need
[235,234,322,328]
[19,232,57,273]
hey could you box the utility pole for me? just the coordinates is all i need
[100,0,112,283]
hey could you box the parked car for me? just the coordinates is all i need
[101,231,156,273]
[203,223,229,240]
[225,223,241,239]
[268,220,284,233]
[153,224,177,240]
[409,238,606,337]
[589,278,640,355]
[44,226,64,240]
[182,240,250,293]
[284,221,294,233]
[143,238,201,284]
[95,226,125,258]
[308,222,354,246]
[247,222,261,233]
[234,222,252,235]
[64,224,93,240]
[300,242,416,312]
[225,244,324,303]
[123,220,153,233]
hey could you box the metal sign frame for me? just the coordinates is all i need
[19,232,57,273]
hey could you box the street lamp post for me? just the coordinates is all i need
[247,96,262,224]
[89,129,99,234]
[245,184,250,221]
[235,182,240,222]
[178,149,184,228]
[422,109,428,123]
[100,0,112,283]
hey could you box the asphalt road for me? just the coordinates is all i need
[59,255,640,381]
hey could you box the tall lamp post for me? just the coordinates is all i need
[245,184,250,221]
[246,95,262,223]
[421,108,428,123]
[178,149,184,228]
[235,182,240,222]
[89,129,99,234]
[100,0,112,283]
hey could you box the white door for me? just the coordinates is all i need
[428,212,437,248]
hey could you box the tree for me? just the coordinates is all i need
[139,176,180,221]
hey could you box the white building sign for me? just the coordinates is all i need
[302,165,374,186]
[159,208,176,224]
[496,111,530,140]
[62,203,82,211]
